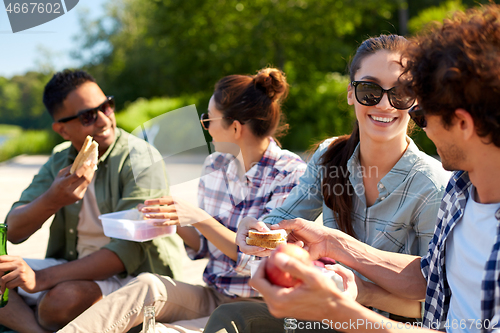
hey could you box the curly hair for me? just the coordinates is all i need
[403,4,500,148]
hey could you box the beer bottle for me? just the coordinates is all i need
[0,224,8,307]
[143,305,155,333]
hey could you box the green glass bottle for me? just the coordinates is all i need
[0,224,8,307]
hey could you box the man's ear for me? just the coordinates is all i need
[454,109,475,141]
[233,120,243,140]
[52,122,70,141]
[347,84,354,106]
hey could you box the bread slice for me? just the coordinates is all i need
[246,237,286,249]
[248,229,287,241]
[70,136,99,174]
[246,229,288,249]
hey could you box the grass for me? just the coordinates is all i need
[0,129,61,163]
[0,124,22,136]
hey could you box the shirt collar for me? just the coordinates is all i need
[347,137,422,195]
[450,170,472,196]
[225,138,280,186]
[378,137,420,194]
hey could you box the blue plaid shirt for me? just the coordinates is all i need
[189,139,306,298]
[421,171,500,332]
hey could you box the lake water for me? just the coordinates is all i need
[0,135,8,148]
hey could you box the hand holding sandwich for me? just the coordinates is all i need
[235,217,277,257]
[6,137,99,243]
[45,163,96,210]
[269,218,334,262]
[45,136,99,210]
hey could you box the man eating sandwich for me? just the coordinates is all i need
[0,69,184,333]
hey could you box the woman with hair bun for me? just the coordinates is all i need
[59,68,306,333]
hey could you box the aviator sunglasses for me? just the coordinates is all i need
[199,113,234,130]
[408,105,427,128]
[57,96,115,126]
[351,81,415,110]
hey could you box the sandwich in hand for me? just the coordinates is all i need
[70,135,99,174]
[246,229,287,249]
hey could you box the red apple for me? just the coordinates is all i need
[265,243,312,287]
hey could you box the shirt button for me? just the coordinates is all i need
[69,229,74,234]
[495,208,500,220]
[380,196,386,201]
[69,251,74,256]
[378,183,384,189]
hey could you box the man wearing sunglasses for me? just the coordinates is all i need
[244,5,500,333]
[1,70,184,332]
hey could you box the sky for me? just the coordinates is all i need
[0,0,108,78]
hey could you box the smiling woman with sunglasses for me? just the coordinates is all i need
[211,34,453,333]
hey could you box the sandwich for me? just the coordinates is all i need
[70,135,99,174]
[246,229,288,249]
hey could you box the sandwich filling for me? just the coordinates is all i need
[246,229,287,249]
[70,135,99,174]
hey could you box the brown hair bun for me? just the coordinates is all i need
[212,67,290,140]
[253,68,288,102]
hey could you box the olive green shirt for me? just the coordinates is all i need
[7,128,184,279]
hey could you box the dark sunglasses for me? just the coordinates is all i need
[408,105,427,128]
[199,113,234,130]
[57,96,115,126]
[351,81,415,110]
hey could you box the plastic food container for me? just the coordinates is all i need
[99,209,176,242]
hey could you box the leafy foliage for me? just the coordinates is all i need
[0,130,61,162]
[0,72,53,129]
[1,0,498,157]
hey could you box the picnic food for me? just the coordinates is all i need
[70,135,99,174]
[265,243,312,287]
[246,229,287,249]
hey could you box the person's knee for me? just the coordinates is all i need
[37,280,102,331]
[134,272,169,299]
[205,303,240,333]
[135,272,162,287]
[206,302,290,333]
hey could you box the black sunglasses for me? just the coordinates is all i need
[57,96,115,126]
[199,113,234,130]
[408,105,427,128]
[351,81,415,110]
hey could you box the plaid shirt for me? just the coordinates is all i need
[421,171,500,332]
[189,139,306,298]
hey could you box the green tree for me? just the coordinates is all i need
[0,72,52,129]
[76,0,405,108]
